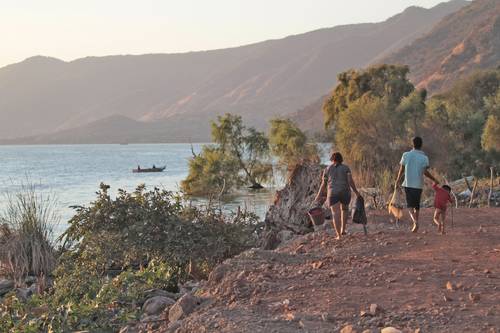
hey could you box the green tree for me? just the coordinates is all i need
[211,114,271,189]
[423,69,500,177]
[322,65,415,184]
[181,146,241,196]
[482,90,500,152]
[268,118,319,168]
[335,96,406,180]
[323,64,414,127]
[397,89,427,136]
[482,115,500,152]
[182,114,272,195]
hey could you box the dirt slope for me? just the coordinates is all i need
[164,208,499,333]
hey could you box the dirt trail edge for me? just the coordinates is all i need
[159,208,499,333]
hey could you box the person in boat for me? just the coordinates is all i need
[137,165,141,171]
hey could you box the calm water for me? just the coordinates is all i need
[0,144,277,235]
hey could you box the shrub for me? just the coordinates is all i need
[0,183,57,285]
[1,184,260,331]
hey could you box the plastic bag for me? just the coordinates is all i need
[352,196,367,225]
[388,187,404,219]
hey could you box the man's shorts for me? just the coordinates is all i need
[329,190,351,207]
[404,187,422,209]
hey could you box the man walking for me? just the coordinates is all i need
[395,137,439,232]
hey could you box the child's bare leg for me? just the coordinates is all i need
[440,210,446,235]
[433,210,440,228]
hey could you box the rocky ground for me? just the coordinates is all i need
[156,208,499,333]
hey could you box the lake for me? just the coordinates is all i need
[0,144,281,235]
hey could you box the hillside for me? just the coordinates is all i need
[0,115,209,144]
[151,208,500,333]
[291,0,499,134]
[0,1,468,144]
[381,0,500,92]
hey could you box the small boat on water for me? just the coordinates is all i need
[132,166,166,173]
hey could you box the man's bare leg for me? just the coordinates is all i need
[410,208,420,232]
[330,203,342,239]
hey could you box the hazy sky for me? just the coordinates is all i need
[1,0,451,67]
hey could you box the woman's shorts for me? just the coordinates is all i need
[404,187,422,209]
[329,191,351,206]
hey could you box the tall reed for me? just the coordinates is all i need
[0,183,58,285]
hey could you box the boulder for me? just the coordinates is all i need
[143,288,178,300]
[166,320,182,333]
[168,293,201,322]
[369,303,384,316]
[16,287,33,301]
[381,328,402,333]
[0,279,14,296]
[118,325,138,333]
[142,296,175,316]
[277,230,294,243]
[262,163,323,249]
[340,324,357,333]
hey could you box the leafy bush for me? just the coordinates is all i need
[1,184,260,332]
[61,183,259,278]
[0,262,177,332]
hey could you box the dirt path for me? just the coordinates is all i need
[163,208,500,333]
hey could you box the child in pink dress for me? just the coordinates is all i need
[432,183,454,234]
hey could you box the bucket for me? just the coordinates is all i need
[308,207,325,226]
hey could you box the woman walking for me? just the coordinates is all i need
[315,152,361,239]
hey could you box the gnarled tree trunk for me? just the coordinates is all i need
[261,163,324,249]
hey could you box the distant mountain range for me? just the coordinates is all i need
[292,0,499,134]
[0,0,470,144]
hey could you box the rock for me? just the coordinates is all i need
[25,276,37,286]
[168,293,201,322]
[381,328,402,333]
[369,303,383,316]
[295,244,306,254]
[321,313,335,322]
[15,288,33,301]
[142,296,175,316]
[118,325,138,333]
[140,314,160,322]
[312,261,324,269]
[143,288,178,300]
[166,320,182,333]
[0,279,14,296]
[340,324,357,333]
[277,230,294,243]
[208,264,230,285]
[469,293,480,303]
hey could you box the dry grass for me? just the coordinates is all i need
[0,183,58,285]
